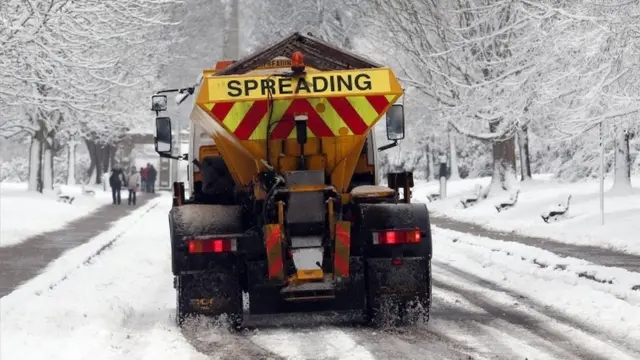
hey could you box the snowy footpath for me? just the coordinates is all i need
[2,195,640,360]
[0,182,112,247]
[415,174,640,255]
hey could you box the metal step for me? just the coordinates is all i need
[280,278,335,301]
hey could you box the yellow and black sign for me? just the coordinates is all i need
[256,57,292,70]
[204,68,402,102]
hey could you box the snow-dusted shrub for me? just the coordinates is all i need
[0,157,29,182]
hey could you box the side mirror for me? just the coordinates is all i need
[155,116,172,154]
[385,104,405,141]
[151,94,168,112]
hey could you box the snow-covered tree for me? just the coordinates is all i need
[246,0,366,51]
[0,0,180,190]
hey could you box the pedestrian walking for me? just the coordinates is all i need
[109,165,125,205]
[147,163,157,193]
[140,166,148,192]
[127,168,141,205]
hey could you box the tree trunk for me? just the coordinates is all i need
[67,141,77,185]
[426,142,435,181]
[448,126,460,180]
[42,135,54,190]
[517,125,532,181]
[85,140,115,184]
[483,121,517,198]
[42,144,53,191]
[102,145,112,174]
[28,134,43,192]
[610,124,632,194]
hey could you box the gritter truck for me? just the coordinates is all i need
[150,33,433,328]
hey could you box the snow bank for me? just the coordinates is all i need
[434,227,640,346]
[0,182,112,247]
[0,196,205,360]
[416,174,640,255]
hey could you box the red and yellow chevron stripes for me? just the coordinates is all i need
[202,95,396,141]
[334,221,351,279]
[264,224,284,280]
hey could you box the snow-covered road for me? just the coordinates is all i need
[2,197,639,360]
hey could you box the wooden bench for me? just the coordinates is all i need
[541,195,572,223]
[495,190,520,212]
[57,195,76,204]
[460,184,483,208]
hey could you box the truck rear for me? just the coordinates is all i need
[150,33,432,328]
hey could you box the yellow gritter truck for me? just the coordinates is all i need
[150,32,433,328]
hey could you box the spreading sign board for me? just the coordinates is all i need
[204,68,402,102]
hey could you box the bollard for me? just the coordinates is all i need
[439,156,447,199]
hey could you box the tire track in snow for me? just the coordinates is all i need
[432,260,640,360]
[179,317,288,360]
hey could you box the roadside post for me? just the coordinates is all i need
[439,154,447,199]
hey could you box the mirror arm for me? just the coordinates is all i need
[378,141,398,152]
[157,152,189,161]
[156,86,195,95]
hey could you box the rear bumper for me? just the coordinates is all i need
[246,257,366,315]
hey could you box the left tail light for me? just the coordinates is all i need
[372,230,421,245]
[187,238,237,254]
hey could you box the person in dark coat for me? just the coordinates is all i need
[109,166,125,205]
[146,163,157,193]
[140,167,147,192]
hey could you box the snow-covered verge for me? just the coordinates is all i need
[0,182,114,247]
[0,196,205,360]
[433,227,640,352]
[414,174,640,255]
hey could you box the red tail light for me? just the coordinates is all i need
[372,230,421,245]
[187,238,236,254]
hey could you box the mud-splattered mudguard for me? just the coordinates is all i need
[365,257,430,299]
[169,204,246,319]
[358,203,433,300]
[176,267,243,316]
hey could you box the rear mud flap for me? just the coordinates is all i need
[366,257,429,298]
[365,257,431,325]
[178,271,242,316]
